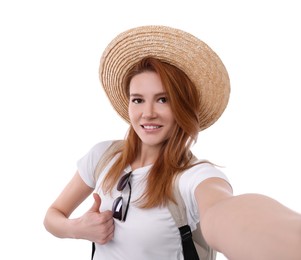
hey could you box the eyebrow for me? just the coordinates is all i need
[129,92,167,97]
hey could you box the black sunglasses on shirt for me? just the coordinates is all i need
[112,171,132,222]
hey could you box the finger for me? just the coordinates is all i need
[96,224,115,244]
[89,193,102,213]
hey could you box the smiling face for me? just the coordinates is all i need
[128,71,176,150]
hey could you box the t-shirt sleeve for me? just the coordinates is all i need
[179,162,230,230]
[76,140,114,188]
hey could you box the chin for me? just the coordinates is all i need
[139,137,167,148]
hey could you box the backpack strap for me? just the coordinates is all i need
[94,140,123,182]
[167,174,199,260]
[167,173,217,260]
[167,173,188,227]
[91,241,95,260]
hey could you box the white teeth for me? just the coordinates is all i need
[143,125,160,129]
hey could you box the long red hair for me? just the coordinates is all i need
[101,57,201,208]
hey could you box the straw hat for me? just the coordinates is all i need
[99,25,230,131]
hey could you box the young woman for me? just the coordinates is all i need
[44,25,301,260]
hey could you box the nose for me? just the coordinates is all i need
[142,103,157,119]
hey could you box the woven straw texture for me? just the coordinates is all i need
[99,25,230,131]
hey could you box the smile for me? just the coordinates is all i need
[141,125,162,130]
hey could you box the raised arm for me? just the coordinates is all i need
[195,178,301,260]
[43,171,114,244]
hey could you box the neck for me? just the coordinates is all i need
[132,143,161,169]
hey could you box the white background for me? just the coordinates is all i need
[0,0,300,259]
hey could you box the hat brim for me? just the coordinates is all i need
[99,25,230,131]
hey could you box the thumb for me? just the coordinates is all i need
[89,193,102,213]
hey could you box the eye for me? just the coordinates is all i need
[131,98,143,104]
[158,97,167,103]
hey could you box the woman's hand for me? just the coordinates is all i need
[76,193,114,244]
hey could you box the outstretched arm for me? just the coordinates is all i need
[195,178,301,260]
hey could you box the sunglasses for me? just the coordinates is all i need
[112,171,132,222]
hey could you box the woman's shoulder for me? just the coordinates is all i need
[90,139,115,151]
[89,139,123,155]
[77,140,123,187]
[180,160,229,186]
[77,140,122,170]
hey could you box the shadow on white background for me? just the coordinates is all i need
[0,1,300,259]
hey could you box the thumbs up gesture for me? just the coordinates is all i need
[89,193,102,213]
[77,193,114,244]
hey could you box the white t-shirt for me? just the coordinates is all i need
[77,140,230,260]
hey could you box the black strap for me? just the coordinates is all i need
[179,225,200,260]
[91,242,95,260]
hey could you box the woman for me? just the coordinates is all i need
[44,25,301,260]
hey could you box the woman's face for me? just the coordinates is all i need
[128,71,176,149]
